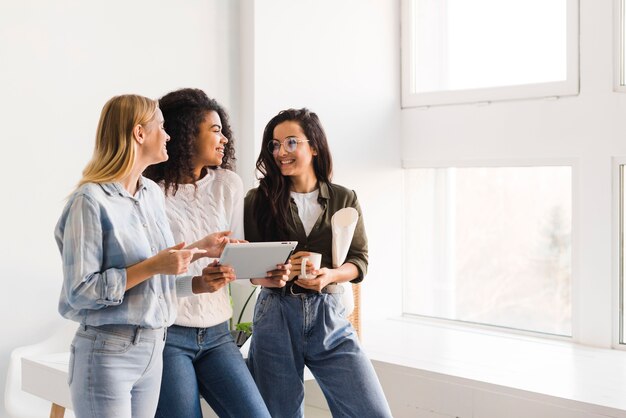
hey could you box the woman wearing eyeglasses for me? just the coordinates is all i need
[244,108,392,418]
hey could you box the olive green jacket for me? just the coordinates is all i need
[244,181,368,283]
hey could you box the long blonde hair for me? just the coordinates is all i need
[78,94,158,187]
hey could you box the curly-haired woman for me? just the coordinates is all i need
[144,88,281,418]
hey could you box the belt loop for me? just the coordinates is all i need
[82,323,87,331]
[163,327,167,341]
[281,283,288,296]
[133,327,141,345]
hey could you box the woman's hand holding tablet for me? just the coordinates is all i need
[218,241,297,279]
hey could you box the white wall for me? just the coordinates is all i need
[0,1,402,415]
[249,0,403,329]
[0,1,239,416]
[401,0,626,348]
[12,0,616,416]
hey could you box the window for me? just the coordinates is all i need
[619,164,626,344]
[401,0,579,107]
[403,166,572,336]
[616,0,626,90]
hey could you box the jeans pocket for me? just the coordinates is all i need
[253,291,274,325]
[94,333,133,354]
[326,293,346,318]
[143,335,164,375]
[67,344,76,386]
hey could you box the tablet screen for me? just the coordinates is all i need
[218,241,297,279]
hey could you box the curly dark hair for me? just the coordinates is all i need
[252,108,333,239]
[144,88,235,195]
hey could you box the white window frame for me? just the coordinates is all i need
[400,0,580,108]
[612,158,626,349]
[614,0,626,92]
[401,158,579,341]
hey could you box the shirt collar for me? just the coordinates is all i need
[100,176,148,197]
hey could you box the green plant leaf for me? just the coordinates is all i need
[235,322,253,334]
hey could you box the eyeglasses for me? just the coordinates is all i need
[267,137,309,154]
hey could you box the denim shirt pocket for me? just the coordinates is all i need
[156,218,174,248]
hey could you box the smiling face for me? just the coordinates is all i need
[192,110,228,176]
[142,108,170,165]
[272,120,317,180]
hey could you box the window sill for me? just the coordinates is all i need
[362,318,626,417]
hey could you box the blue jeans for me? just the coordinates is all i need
[248,288,393,418]
[155,322,270,418]
[68,324,166,418]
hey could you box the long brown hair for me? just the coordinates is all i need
[252,108,333,239]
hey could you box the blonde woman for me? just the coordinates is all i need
[55,94,231,418]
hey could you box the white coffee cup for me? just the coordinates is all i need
[300,252,322,279]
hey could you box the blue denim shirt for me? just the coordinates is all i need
[56,177,185,328]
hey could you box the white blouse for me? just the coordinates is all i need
[291,189,322,236]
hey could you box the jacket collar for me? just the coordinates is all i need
[318,181,330,203]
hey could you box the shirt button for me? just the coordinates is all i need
[143,223,148,228]
[134,201,139,205]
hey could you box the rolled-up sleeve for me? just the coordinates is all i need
[175,275,195,298]
[344,191,368,283]
[58,194,126,312]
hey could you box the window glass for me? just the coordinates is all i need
[402,0,577,106]
[619,0,626,86]
[403,166,572,336]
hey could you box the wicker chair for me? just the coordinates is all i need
[347,284,361,339]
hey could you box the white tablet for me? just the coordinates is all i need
[219,241,298,279]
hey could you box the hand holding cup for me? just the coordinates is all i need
[299,252,322,279]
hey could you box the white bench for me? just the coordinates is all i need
[21,338,315,418]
